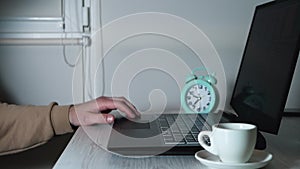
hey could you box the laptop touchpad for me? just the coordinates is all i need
[122,120,150,129]
[114,118,151,130]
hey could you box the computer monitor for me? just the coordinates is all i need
[230,0,300,134]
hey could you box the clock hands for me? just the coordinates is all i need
[188,91,202,112]
[189,91,201,99]
[194,99,202,112]
[193,98,201,105]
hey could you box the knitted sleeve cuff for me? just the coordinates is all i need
[50,103,74,135]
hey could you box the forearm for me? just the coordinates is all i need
[0,102,73,155]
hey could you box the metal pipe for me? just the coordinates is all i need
[0,38,83,45]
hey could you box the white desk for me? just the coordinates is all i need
[54,117,300,169]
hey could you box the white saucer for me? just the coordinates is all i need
[195,150,273,169]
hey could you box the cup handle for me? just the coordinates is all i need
[198,131,217,155]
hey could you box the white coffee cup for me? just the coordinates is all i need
[198,123,257,163]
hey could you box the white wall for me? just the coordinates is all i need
[0,0,299,111]
[0,46,81,105]
[0,0,61,18]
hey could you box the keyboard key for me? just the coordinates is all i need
[158,114,208,145]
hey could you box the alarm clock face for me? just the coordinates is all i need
[182,80,216,113]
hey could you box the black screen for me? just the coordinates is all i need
[230,0,300,134]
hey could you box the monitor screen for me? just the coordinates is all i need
[230,0,300,134]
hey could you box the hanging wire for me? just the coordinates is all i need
[63,46,77,67]
[62,0,81,68]
[99,0,106,96]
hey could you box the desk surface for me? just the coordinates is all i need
[54,116,300,169]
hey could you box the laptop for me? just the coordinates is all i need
[107,111,228,156]
[108,0,300,156]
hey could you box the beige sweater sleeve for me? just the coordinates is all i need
[0,102,74,155]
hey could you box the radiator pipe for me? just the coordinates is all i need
[0,38,84,46]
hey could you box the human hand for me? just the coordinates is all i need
[69,96,140,126]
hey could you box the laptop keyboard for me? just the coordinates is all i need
[157,114,209,145]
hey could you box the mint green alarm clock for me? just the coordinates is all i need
[181,67,217,114]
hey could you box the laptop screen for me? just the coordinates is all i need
[230,0,300,134]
